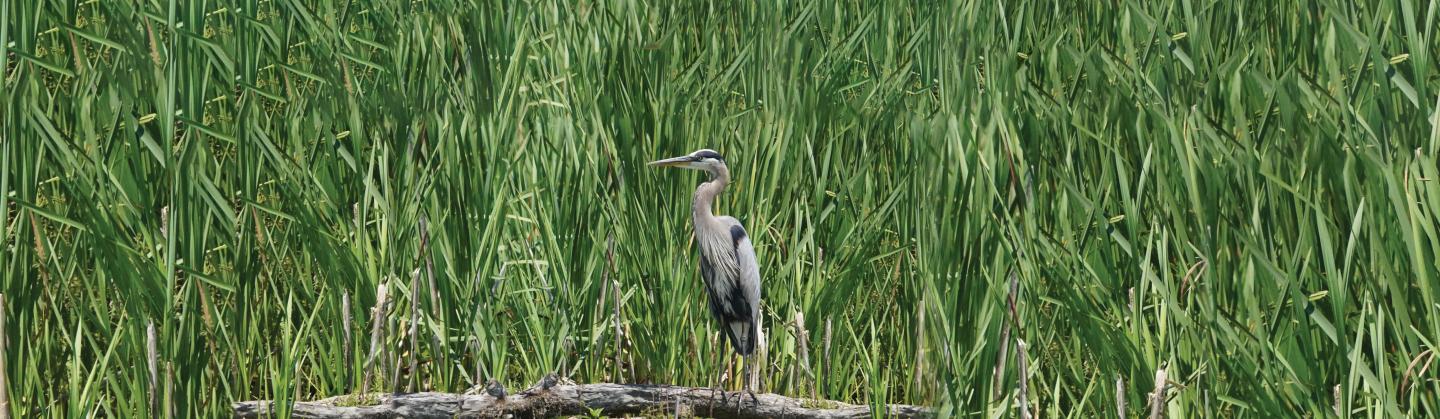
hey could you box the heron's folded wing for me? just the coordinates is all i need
[732,224,762,320]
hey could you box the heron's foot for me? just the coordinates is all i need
[745,388,758,406]
[713,369,733,406]
[711,386,735,406]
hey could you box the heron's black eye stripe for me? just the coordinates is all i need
[694,150,724,161]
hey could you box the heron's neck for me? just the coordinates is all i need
[692,167,729,223]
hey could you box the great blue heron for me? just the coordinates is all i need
[650,148,762,403]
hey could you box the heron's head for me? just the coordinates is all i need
[648,149,727,176]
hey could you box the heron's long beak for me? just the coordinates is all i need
[647,155,694,168]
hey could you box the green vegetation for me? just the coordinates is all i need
[3,0,1438,417]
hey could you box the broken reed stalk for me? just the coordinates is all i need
[342,291,352,389]
[1149,367,1167,419]
[1333,384,1341,417]
[912,302,925,396]
[823,316,832,398]
[0,294,8,419]
[1016,339,1031,419]
[625,322,637,384]
[1116,374,1126,418]
[792,311,814,400]
[147,320,159,415]
[406,269,422,393]
[362,279,390,395]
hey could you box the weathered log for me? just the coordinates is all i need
[233,379,932,419]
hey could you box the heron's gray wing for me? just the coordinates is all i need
[732,225,761,316]
[698,252,727,328]
[729,223,762,355]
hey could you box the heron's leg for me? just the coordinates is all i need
[712,344,733,408]
[743,354,758,405]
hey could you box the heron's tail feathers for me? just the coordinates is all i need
[727,321,757,355]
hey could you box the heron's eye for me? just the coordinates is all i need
[691,150,724,162]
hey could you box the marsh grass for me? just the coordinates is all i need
[3,0,1439,417]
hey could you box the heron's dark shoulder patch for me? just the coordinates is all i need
[729,224,747,246]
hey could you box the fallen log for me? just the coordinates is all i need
[233,377,932,419]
